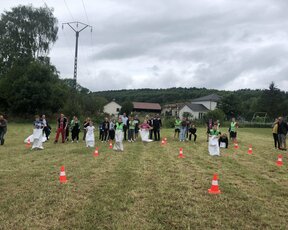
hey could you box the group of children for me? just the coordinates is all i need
[27,113,239,156]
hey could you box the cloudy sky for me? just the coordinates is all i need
[1,0,288,92]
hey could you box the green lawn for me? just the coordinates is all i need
[0,124,288,229]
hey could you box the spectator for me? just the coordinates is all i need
[0,115,8,145]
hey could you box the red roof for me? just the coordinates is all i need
[133,102,161,110]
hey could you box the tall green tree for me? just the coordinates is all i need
[0,60,68,114]
[0,4,58,75]
[257,82,284,119]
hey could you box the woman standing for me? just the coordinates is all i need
[71,116,81,143]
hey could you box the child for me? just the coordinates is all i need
[174,117,181,139]
[219,133,228,148]
[139,119,153,142]
[208,124,220,156]
[134,115,140,140]
[71,116,81,143]
[109,118,115,141]
[114,117,124,151]
[32,115,44,150]
[188,124,197,142]
[85,121,95,147]
[128,116,135,142]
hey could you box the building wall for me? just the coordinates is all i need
[179,105,199,120]
[192,101,217,110]
[103,102,122,115]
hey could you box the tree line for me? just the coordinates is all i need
[0,5,287,122]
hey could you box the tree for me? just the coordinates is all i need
[0,60,68,115]
[120,101,133,115]
[257,82,283,119]
[203,109,225,123]
[0,4,58,75]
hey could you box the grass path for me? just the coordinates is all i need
[0,124,288,229]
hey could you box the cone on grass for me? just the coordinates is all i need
[234,142,239,150]
[109,141,113,149]
[161,139,165,145]
[93,147,99,157]
[164,137,167,144]
[208,173,221,194]
[59,166,67,183]
[276,154,283,166]
[178,148,185,158]
[25,139,31,149]
[247,145,253,154]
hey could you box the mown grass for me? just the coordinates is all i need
[0,124,288,229]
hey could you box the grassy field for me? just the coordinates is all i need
[0,124,288,229]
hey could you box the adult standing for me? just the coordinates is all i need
[0,115,8,145]
[54,113,68,143]
[277,117,288,150]
[121,112,128,141]
[134,115,140,140]
[174,117,181,139]
[272,118,279,149]
[179,117,187,142]
[147,115,153,140]
[153,114,162,141]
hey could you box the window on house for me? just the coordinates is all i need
[199,113,203,119]
[116,108,120,112]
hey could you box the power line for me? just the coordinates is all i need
[81,0,90,24]
[63,0,75,21]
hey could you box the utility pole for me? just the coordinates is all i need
[62,22,92,89]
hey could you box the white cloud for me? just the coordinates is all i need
[1,0,288,91]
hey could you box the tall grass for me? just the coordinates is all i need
[0,124,287,229]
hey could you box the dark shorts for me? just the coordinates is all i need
[175,128,180,133]
[230,131,237,138]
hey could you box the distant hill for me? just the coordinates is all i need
[92,87,261,105]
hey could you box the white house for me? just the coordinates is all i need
[179,103,209,119]
[191,94,221,111]
[103,101,122,116]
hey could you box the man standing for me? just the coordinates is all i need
[153,114,162,141]
[277,117,288,150]
[121,112,128,141]
[54,113,68,143]
[0,115,8,145]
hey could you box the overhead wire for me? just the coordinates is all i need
[63,0,75,21]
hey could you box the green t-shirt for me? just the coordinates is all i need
[230,122,237,132]
[128,120,135,129]
[174,119,181,129]
[210,129,220,136]
[116,122,124,131]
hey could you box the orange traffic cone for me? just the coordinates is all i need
[208,173,221,194]
[178,148,185,158]
[164,137,167,144]
[109,141,113,149]
[25,139,31,149]
[59,166,67,183]
[234,142,239,150]
[247,145,253,154]
[93,147,99,157]
[161,139,165,145]
[276,154,283,166]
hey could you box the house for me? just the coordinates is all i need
[132,102,161,114]
[191,94,221,111]
[179,103,209,119]
[103,100,122,116]
[161,103,184,117]
[162,94,221,119]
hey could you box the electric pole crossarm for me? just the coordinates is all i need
[62,21,92,89]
